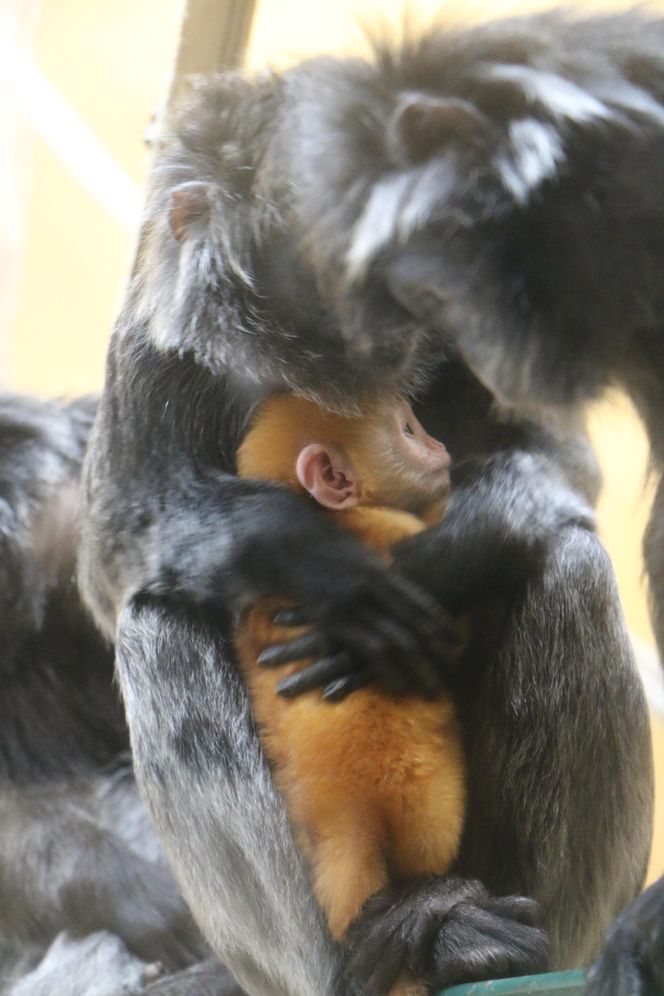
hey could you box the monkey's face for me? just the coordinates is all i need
[356,399,451,515]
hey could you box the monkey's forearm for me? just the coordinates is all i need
[82,473,350,625]
[81,466,447,682]
[393,449,595,616]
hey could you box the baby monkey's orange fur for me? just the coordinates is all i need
[235,394,465,996]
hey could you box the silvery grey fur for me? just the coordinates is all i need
[78,10,656,995]
[0,395,241,994]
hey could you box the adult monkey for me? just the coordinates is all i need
[0,394,241,994]
[80,10,654,996]
[362,10,664,994]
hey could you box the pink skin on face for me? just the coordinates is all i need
[393,400,451,489]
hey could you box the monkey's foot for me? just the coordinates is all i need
[345,876,548,995]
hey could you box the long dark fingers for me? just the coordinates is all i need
[325,610,443,695]
[257,631,329,668]
[365,570,443,634]
[272,607,313,628]
[323,667,371,701]
[276,653,353,698]
[488,896,544,928]
[355,609,441,694]
[363,572,460,664]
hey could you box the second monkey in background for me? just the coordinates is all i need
[236,394,465,996]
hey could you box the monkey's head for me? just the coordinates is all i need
[131,72,443,413]
[133,13,662,411]
[237,393,451,520]
[272,12,664,409]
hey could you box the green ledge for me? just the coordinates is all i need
[440,971,586,995]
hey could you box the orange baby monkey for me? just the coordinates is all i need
[235,394,465,996]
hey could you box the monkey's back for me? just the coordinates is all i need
[236,505,465,941]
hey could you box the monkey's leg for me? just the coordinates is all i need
[309,813,428,996]
[349,527,652,995]
[387,736,465,885]
[309,815,389,942]
[116,598,347,996]
[457,526,653,969]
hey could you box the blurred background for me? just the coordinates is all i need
[2,0,663,885]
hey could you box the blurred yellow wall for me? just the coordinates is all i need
[5,0,664,887]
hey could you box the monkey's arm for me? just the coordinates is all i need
[264,447,589,698]
[113,595,351,996]
[84,467,454,693]
[394,447,593,618]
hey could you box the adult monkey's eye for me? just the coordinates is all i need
[404,422,414,436]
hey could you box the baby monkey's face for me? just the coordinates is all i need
[295,398,451,517]
[362,399,451,514]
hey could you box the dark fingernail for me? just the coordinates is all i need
[273,609,299,626]
[276,676,300,697]
[323,680,348,702]
[257,647,284,667]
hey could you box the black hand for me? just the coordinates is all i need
[263,589,461,698]
[275,655,371,701]
[586,878,664,996]
[346,876,549,995]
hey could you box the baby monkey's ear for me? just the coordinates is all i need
[168,181,211,241]
[295,444,359,510]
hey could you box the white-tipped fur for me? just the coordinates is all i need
[496,119,565,204]
[484,64,614,124]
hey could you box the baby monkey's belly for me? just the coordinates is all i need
[236,598,465,944]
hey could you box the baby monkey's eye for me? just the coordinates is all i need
[403,422,415,436]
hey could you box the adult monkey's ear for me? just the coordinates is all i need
[296,444,360,510]
[168,181,211,241]
[390,95,487,160]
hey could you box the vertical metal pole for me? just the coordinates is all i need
[168,0,257,107]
